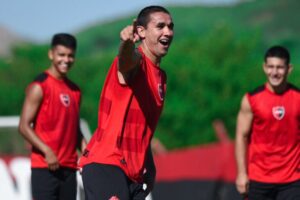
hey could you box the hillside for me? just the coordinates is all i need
[0,26,23,57]
[75,0,300,58]
[1,0,300,149]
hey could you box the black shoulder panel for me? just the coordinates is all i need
[65,79,80,91]
[289,83,300,93]
[33,72,48,83]
[248,85,265,96]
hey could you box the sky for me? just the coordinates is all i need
[0,0,238,43]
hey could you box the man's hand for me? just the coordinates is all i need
[120,19,140,43]
[118,19,141,76]
[44,148,59,171]
[236,172,249,196]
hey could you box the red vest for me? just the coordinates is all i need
[247,84,300,183]
[80,47,167,182]
[30,71,81,169]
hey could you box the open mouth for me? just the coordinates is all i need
[59,63,70,71]
[270,76,282,83]
[159,38,171,47]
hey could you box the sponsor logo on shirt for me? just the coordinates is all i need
[272,106,285,120]
[60,94,70,107]
[158,83,164,101]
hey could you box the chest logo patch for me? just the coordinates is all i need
[272,106,285,120]
[158,83,164,101]
[60,94,70,107]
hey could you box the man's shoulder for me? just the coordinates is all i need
[248,85,265,96]
[33,72,49,83]
[288,83,300,93]
[65,78,81,92]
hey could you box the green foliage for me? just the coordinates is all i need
[69,52,116,131]
[157,24,264,148]
[0,128,28,155]
[1,0,300,149]
[76,17,131,57]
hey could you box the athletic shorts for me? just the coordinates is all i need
[31,167,77,200]
[248,179,300,200]
[82,163,146,200]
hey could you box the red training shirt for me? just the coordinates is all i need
[247,84,300,183]
[79,46,167,182]
[29,71,81,169]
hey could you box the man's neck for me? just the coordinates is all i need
[140,45,161,66]
[267,82,289,94]
[47,67,65,80]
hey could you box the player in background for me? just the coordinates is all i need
[235,45,300,199]
[19,33,87,200]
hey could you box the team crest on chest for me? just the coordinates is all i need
[60,94,70,107]
[272,106,285,120]
[158,83,164,101]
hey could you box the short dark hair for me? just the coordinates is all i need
[136,5,170,28]
[264,45,290,65]
[51,33,77,50]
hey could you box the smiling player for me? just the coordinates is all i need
[79,5,174,200]
[235,46,300,200]
[19,33,87,200]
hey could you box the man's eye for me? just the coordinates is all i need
[157,23,165,28]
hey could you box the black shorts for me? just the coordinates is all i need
[82,163,146,200]
[31,167,77,200]
[248,179,300,200]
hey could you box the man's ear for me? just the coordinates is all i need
[288,64,293,74]
[262,62,267,73]
[136,25,145,39]
[48,49,53,60]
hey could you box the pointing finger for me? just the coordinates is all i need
[132,19,140,43]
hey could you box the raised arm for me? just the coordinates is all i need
[118,20,141,83]
[235,94,253,196]
[18,84,59,171]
